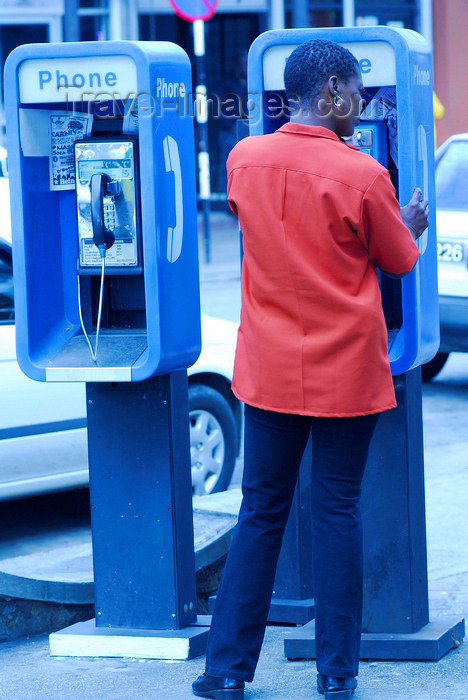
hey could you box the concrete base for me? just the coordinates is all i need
[268,598,315,625]
[209,594,315,626]
[285,617,465,661]
[49,617,210,660]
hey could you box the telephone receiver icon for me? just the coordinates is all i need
[417,124,428,255]
[163,135,183,263]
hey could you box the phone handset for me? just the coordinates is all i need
[78,173,117,363]
[163,135,183,263]
[91,172,115,253]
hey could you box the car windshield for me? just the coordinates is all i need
[435,140,468,211]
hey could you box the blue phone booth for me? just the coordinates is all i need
[248,25,438,374]
[243,27,464,659]
[5,40,200,382]
[5,41,208,659]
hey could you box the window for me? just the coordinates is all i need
[285,0,343,29]
[310,1,343,27]
[283,0,417,30]
[355,1,417,30]
[79,0,109,41]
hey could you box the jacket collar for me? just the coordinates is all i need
[277,122,359,149]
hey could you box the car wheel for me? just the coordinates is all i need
[189,383,237,496]
[421,352,450,382]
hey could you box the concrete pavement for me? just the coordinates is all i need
[0,621,466,700]
[0,211,467,699]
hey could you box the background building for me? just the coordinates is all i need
[0,1,466,195]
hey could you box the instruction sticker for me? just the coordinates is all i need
[49,112,93,190]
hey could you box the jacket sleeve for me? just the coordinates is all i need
[356,168,420,275]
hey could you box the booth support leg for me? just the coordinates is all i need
[284,369,465,660]
[49,371,209,659]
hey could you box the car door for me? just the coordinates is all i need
[0,237,89,501]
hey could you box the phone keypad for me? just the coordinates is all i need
[103,197,116,231]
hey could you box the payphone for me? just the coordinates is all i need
[351,122,388,164]
[248,27,439,374]
[242,27,464,660]
[5,40,200,383]
[5,41,208,659]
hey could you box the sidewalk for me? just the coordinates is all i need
[0,213,466,700]
[198,210,241,284]
[197,210,242,324]
[0,596,465,700]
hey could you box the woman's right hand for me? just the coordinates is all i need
[400,187,429,240]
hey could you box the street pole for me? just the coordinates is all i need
[63,0,80,42]
[193,19,211,263]
[343,0,355,27]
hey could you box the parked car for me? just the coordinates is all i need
[0,226,241,500]
[422,133,468,381]
[0,145,7,178]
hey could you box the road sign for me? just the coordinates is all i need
[169,0,218,22]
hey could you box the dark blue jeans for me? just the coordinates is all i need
[204,404,379,682]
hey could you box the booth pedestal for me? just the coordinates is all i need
[49,372,209,659]
[284,369,465,660]
[49,617,209,660]
[285,618,465,661]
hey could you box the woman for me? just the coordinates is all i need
[192,39,428,700]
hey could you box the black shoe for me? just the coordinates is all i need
[192,673,245,699]
[317,674,357,699]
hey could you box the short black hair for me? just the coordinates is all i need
[284,39,360,108]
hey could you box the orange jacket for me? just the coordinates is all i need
[227,123,419,417]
